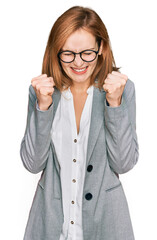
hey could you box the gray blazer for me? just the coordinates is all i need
[20,79,139,240]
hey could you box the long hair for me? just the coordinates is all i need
[42,6,119,91]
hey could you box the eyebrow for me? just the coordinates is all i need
[61,47,95,52]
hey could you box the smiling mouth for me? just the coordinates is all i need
[71,66,88,73]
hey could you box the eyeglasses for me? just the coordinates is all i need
[58,46,100,63]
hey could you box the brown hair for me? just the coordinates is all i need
[42,6,119,91]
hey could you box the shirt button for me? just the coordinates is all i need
[73,159,76,162]
[71,200,75,204]
[71,221,74,224]
[72,179,76,183]
[74,139,77,143]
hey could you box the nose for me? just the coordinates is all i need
[73,53,84,67]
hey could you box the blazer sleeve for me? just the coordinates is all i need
[104,79,139,174]
[20,84,54,174]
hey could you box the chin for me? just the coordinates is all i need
[71,75,90,84]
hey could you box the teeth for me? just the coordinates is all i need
[72,67,87,72]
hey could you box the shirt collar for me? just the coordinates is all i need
[62,85,93,100]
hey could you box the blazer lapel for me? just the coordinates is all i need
[52,87,61,121]
[86,87,106,167]
[50,88,61,173]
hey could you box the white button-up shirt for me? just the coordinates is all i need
[50,85,94,240]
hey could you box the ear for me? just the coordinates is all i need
[98,40,103,55]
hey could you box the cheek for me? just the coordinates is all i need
[61,64,70,73]
[89,62,97,72]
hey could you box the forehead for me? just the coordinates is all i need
[62,28,97,51]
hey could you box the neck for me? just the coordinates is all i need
[70,80,90,94]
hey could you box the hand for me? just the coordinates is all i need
[103,71,128,107]
[31,74,55,110]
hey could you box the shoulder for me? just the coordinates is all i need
[123,79,136,103]
[29,84,36,95]
[28,84,36,105]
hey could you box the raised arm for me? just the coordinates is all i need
[20,74,55,174]
[104,74,139,174]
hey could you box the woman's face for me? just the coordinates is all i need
[60,28,103,86]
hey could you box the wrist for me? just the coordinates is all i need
[106,97,122,107]
[38,100,53,111]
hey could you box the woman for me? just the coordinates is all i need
[20,6,139,240]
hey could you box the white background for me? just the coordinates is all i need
[0,0,156,239]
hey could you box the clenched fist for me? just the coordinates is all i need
[31,74,55,110]
[103,71,128,107]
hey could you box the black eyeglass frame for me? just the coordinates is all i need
[57,45,100,63]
